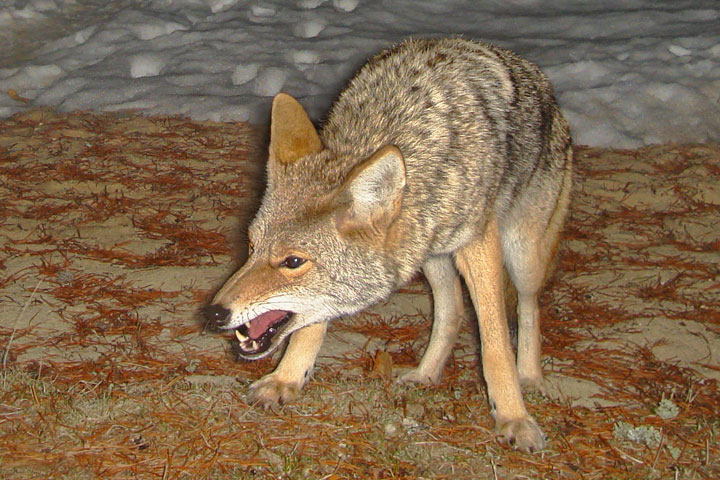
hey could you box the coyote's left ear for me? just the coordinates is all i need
[338,145,406,232]
[268,93,323,176]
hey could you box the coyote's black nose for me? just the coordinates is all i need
[204,304,231,329]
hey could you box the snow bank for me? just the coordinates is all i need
[1,0,719,147]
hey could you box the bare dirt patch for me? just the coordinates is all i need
[1,110,718,479]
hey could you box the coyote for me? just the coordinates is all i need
[205,37,572,452]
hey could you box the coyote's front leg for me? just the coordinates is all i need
[454,217,546,453]
[399,255,464,384]
[248,322,327,407]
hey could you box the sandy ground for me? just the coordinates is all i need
[1,110,719,477]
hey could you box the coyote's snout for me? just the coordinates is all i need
[205,37,572,453]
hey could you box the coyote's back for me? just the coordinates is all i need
[315,37,572,281]
[206,37,572,454]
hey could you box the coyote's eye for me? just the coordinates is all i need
[281,255,306,269]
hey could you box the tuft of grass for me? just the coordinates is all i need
[613,421,662,448]
[654,398,680,420]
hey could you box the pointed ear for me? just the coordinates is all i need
[338,145,406,231]
[269,93,323,166]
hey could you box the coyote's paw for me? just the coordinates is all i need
[397,369,440,385]
[495,416,546,453]
[519,375,547,396]
[247,374,302,409]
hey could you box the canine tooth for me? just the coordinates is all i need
[235,330,248,342]
[251,340,259,351]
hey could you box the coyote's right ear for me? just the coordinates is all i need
[268,93,322,182]
[337,145,406,233]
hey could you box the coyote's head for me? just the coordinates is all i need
[205,93,407,359]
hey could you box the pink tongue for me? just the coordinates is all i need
[248,310,287,339]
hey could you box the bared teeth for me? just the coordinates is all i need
[234,331,261,353]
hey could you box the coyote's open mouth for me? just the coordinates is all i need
[234,310,292,356]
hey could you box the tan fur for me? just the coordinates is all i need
[269,93,322,165]
[207,38,572,453]
[247,322,327,405]
[455,216,544,450]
